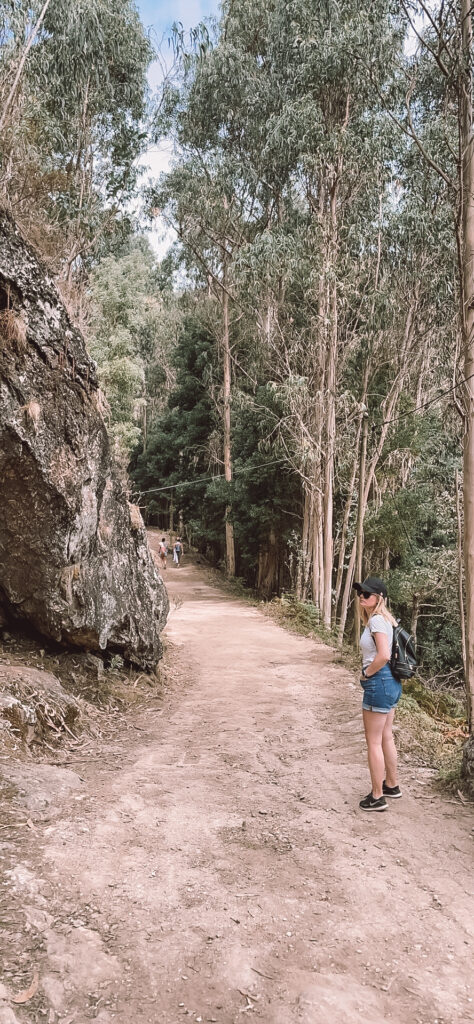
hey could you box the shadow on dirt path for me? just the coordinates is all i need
[1,545,474,1024]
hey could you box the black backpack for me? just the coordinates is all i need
[390,623,417,681]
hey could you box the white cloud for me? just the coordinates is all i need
[174,0,207,26]
[136,0,219,257]
[140,142,174,179]
[146,218,177,260]
[148,57,171,92]
[137,140,177,259]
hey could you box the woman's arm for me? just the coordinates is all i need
[363,630,390,678]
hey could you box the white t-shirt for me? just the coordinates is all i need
[360,614,393,670]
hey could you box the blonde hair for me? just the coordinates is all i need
[361,594,397,628]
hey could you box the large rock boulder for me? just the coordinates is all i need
[0,211,168,668]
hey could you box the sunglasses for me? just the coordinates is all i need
[360,590,373,599]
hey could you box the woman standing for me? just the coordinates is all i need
[158,537,168,570]
[353,576,402,812]
[173,537,183,567]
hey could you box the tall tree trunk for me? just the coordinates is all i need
[322,270,337,627]
[338,535,357,646]
[321,166,341,628]
[142,402,147,454]
[0,0,52,133]
[257,527,278,598]
[456,468,467,676]
[353,411,369,648]
[311,489,325,615]
[222,276,235,576]
[334,416,362,618]
[297,488,311,601]
[460,0,474,731]
[311,492,321,614]
[411,593,420,645]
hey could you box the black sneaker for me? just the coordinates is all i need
[383,781,402,799]
[359,792,388,812]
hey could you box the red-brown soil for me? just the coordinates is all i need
[1,545,473,1024]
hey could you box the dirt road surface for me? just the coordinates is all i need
[2,549,474,1024]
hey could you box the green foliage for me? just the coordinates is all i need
[403,679,465,724]
[132,315,223,548]
[0,0,152,268]
[141,0,468,697]
[88,236,177,466]
[265,594,337,647]
[131,315,301,574]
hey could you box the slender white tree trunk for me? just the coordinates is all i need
[222,277,235,577]
[322,179,339,628]
[455,469,467,675]
[353,411,368,648]
[322,280,336,627]
[0,0,52,132]
[460,0,474,732]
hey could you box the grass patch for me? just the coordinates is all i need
[402,678,465,723]
[205,567,260,605]
[435,747,464,791]
[396,680,467,786]
[392,686,468,786]
[264,593,338,646]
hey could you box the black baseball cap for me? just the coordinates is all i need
[353,576,387,600]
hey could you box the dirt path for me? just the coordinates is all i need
[2,552,474,1024]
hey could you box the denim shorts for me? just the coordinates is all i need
[361,664,402,713]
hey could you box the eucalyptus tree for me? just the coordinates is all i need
[386,1,474,764]
[187,0,404,624]
[0,0,51,133]
[151,16,280,575]
[151,0,414,616]
[147,0,471,731]
[88,236,173,470]
[0,0,152,279]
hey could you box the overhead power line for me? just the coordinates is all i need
[135,369,474,501]
[380,370,474,428]
[134,456,289,497]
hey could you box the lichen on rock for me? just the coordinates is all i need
[0,211,168,669]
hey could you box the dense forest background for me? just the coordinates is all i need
[1,0,471,694]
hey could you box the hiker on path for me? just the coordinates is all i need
[353,576,402,813]
[173,537,183,567]
[158,537,168,570]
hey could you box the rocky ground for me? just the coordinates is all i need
[1,545,473,1024]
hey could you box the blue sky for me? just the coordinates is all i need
[135,0,220,254]
[137,0,218,27]
[138,0,219,88]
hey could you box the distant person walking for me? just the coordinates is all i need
[173,538,183,567]
[353,576,402,812]
[158,537,168,570]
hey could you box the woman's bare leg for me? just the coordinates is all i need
[381,709,398,788]
[362,709,386,798]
